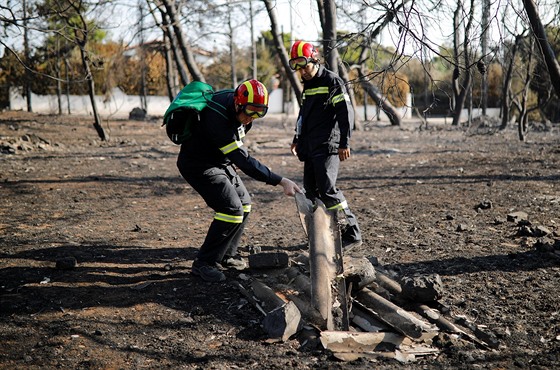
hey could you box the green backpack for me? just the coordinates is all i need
[163,81,230,144]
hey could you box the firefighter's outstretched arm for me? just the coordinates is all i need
[279,178,302,196]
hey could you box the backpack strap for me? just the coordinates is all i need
[205,89,233,120]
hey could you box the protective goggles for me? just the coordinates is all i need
[289,57,312,70]
[242,104,268,118]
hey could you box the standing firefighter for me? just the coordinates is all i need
[289,41,362,250]
[177,79,301,282]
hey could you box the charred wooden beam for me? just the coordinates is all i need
[248,252,289,269]
[350,301,392,332]
[371,273,497,349]
[320,330,406,352]
[231,281,267,316]
[251,279,302,341]
[319,331,439,363]
[294,192,313,236]
[356,288,436,339]
[307,200,349,331]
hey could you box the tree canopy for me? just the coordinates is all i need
[1,0,559,134]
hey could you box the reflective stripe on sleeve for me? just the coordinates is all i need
[243,205,252,213]
[331,93,349,105]
[303,86,329,97]
[214,212,244,223]
[220,140,243,155]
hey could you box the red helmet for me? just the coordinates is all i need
[234,79,269,107]
[290,41,318,60]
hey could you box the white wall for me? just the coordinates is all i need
[9,87,169,119]
[10,86,494,122]
[9,87,290,119]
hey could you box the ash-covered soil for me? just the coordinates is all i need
[1,111,559,369]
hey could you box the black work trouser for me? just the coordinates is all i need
[303,153,361,242]
[177,160,251,265]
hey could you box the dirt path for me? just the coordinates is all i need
[1,111,559,369]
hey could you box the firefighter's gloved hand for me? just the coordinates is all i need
[279,178,302,196]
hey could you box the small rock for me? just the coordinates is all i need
[494,217,506,225]
[533,225,552,237]
[456,223,469,232]
[534,237,558,253]
[517,225,534,237]
[129,107,147,121]
[475,200,492,210]
[248,245,262,254]
[400,273,444,302]
[507,211,528,223]
[517,219,532,227]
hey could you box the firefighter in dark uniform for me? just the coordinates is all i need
[288,41,362,250]
[177,79,301,282]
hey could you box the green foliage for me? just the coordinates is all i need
[3,0,559,122]
[0,51,26,89]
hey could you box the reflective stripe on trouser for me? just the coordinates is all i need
[303,153,361,242]
[176,159,252,264]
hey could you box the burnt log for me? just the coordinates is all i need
[373,269,403,296]
[356,288,436,339]
[343,256,376,293]
[251,279,302,341]
[248,252,289,269]
[307,200,349,331]
[350,301,391,332]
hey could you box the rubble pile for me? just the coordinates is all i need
[232,195,504,363]
[0,133,53,154]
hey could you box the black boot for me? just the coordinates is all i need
[196,219,241,266]
[340,207,362,251]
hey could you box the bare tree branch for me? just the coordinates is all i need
[523,0,560,99]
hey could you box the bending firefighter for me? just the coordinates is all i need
[289,41,362,251]
[177,79,301,282]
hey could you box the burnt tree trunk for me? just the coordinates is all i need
[76,37,106,141]
[451,0,475,126]
[23,0,33,112]
[64,4,106,141]
[515,38,536,142]
[318,0,360,129]
[159,9,189,87]
[160,0,205,82]
[263,0,303,106]
[523,0,560,99]
[321,0,338,72]
[500,36,521,130]
[356,69,402,126]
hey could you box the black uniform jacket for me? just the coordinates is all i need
[293,64,355,161]
[179,90,282,186]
